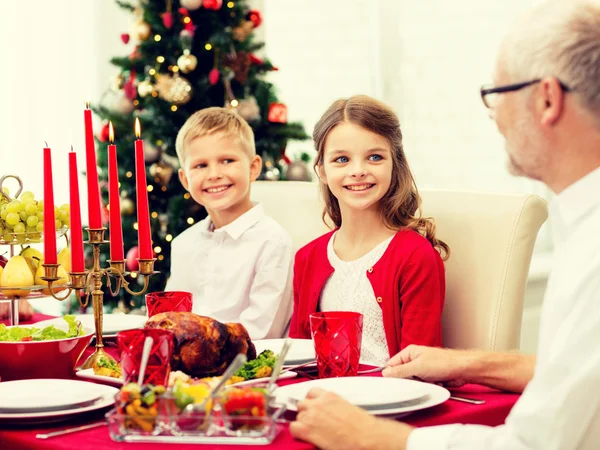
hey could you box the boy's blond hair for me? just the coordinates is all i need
[175,107,256,164]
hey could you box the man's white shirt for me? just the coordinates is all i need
[165,203,294,340]
[409,166,600,450]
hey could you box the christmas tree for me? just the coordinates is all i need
[92,0,308,311]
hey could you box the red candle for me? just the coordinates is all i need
[43,146,57,264]
[134,118,153,260]
[108,122,124,261]
[84,102,102,229]
[68,151,85,272]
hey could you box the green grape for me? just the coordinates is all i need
[37,200,44,212]
[5,212,19,226]
[54,206,59,216]
[6,202,20,213]
[59,204,70,212]
[20,191,35,202]
[26,226,37,233]
[25,203,37,216]
[0,210,7,220]
[36,222,44,232]
[58,210,70,226]
[13,222,25,234]
[26,216,39,227]
[2,187,9,196]
[36,211,44,221]
[55,219,61,230]
[19,210,28,222]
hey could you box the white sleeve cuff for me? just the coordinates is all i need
[408,425,460,450]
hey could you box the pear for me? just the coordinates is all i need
[35,264,68,295]
[57,247,71,273]
[20,246,44,275]
[0,255,35,297]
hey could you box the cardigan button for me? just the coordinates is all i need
[368,267,373,273]
[376,296,382,303]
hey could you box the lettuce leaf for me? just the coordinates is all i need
[234,350,276,380]
[0,315,84,342]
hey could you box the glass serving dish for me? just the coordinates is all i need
[105,384,285,445]
[0,283,70,300]
[0,226,69,246]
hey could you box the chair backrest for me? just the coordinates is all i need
[251,181,548,351]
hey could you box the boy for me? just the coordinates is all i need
[165,107,293,339]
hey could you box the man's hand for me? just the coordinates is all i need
[382,345,471,387]
[0,300,34,321]
[383,345,534,393]
[289,388,413,450]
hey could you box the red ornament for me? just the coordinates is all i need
[126,246,140,271]
[248,10,262,28]
[123,71,137,101]
[249,53,263,65]
[208,68,220,85]
[178,7,189,15]
[162,12,174,29]
[268,103,288,124]
[184,20,196,34]
[120,33,130,44]
[203,0,223,10]
[101,205,110,226]
[98,122,110,143]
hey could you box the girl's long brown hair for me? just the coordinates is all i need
[313,95,449,260]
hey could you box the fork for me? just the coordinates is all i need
[357,366,385,375]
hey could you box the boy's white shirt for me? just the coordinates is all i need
[165,203,294,339]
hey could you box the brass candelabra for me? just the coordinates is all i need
[41,227,158,369]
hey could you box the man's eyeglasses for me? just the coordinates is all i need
[480,79,572,109]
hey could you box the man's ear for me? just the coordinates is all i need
[539,76,566,126]
[249,154,262,182]
[178,168,190,191]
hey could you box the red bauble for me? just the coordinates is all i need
[178,7,189,15]
[208,68,220,85]
[120,33,130,44]
[249,53,263,65]
[162,12,174,29]
[98,122,110,143]
[203,0,222,10]
[268,103,288,124]
[126,246,140,271]
[248,10,262,28]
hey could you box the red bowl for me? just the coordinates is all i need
[0,327,93,381]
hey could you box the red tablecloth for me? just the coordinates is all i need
[0,313,519,449]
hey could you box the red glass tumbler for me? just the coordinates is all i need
[145,291,192,317]
[309,311,363,378]
[117,328,174,386]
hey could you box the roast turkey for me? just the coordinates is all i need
[145,312,257,378]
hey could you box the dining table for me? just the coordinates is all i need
[0,313,520,449]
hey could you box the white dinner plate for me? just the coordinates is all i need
[253,339,315,366]
[34,314,147,338]
[0,381,118,425]
[275,376,430,409]
[0,379,103,413]
[76,368,298,388]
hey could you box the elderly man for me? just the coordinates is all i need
[290,0,600,449]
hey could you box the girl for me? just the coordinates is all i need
[289,95,449,365]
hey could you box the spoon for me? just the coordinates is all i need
[267,338,293,395]
[137,336,154,385]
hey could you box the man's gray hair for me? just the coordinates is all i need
[504,0,600,117]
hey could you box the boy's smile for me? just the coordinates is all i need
[178,132,261,228]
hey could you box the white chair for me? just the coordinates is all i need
[251,181,548,351]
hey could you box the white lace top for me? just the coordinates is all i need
[319,232,394,365]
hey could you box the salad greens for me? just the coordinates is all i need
[234,350,277,380]
[0,315,84,342]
